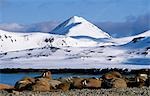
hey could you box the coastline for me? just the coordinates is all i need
[0,68,149,96]
[1,68,149,74]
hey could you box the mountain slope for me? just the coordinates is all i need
[51,16,111,38]
[0,30,51,52]
[1,30,149,53]
[0,42,149,69]
[0,30,102,52]
[110,30,150,45]
[122,37,150,49]
[0,30,150,69]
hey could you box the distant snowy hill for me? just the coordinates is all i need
[0,22,58,32]
[110,30,150,45]
[51,16,111,38]
[122,37,150,49]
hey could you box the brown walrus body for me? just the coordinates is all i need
[30,78,52,92]
[82,78,102,88]
[0,84,14,90]
[15,77,35,91]
[102,71,127,88]
[103,71,122,79]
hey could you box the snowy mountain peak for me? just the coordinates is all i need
[51,16,111,38]
[66,16,87,25]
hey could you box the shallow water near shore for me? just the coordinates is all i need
[0,73,101,86]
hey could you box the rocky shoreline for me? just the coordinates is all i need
[0,87,150,96]
[0,69,149,96]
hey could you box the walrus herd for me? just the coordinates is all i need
[0,70,149,92]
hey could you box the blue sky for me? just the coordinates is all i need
[0,0,149,24]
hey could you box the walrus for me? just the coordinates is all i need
[136,73,148,87]
[102,78,127,88]
[15,77,35,91]
[0,84,14,90]
[30,78,52,92]
[57,82,70,91]
[102,71,122,79]
[82,78,102,89]
[70,77,85,89]
[35,71,52,80]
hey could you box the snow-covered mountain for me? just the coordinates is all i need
[51,16,111,38]
[0,16,114,53]
[0,16,150,69]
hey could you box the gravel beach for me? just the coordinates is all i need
[0,87,150,96]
